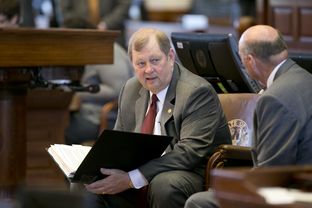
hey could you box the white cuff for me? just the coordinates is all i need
[128,169,148,189]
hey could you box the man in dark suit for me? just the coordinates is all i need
[83,28,231,208]
[184,25,312,208]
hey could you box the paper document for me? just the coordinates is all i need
[47,144,91,177]
[47,129,173,184]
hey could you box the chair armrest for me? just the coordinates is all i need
[68,93,81,111]
[99,100,118,133]
[205,145,253,189]
[214,144,252,161]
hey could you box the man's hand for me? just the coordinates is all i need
[84,168,132,195]
[97,21,107,30]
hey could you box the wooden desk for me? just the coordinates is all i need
[26,89,74,189]
[0,28,118,200]
[211,166,312,208]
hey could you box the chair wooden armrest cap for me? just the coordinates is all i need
[215,144,252,160]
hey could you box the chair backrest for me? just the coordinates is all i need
[218,93,260,147]
[205,93,260,190]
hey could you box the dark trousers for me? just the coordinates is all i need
[81,170,204,208]
[84,189,138,208]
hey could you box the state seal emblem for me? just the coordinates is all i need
[228,119,251,147]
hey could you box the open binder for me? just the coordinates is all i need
[48,129,173,184]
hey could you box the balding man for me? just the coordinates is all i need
[83,28,231,208]
[184,25,312,208]
[239,25,312,167]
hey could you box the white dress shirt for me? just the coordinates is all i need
[266,59,287,88]
[128,87,168,189]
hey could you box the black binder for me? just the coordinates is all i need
[70,129,173,183]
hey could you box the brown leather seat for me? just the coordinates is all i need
[205,93,260,189]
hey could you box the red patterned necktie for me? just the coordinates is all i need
[141,94,158,134]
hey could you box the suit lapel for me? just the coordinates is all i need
[135,87,149,132]
[160,64,180,134]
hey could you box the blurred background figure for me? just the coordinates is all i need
[0,0,20,27]
[190,0,256,37]
[62,17,133,145]
[54,0,132,47]
[18,0,131,47]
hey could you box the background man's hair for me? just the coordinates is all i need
[0,0,20,19]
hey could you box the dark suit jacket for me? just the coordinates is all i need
[252,59,312,166]
[114,63,231,181]
[56,0,130,47]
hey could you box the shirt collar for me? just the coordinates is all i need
[149,86,168,105]
[266,59,287,88]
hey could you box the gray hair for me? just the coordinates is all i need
[127,28,171,60]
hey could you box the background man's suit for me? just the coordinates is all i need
[54,0,131,47]
[252,59,312,166]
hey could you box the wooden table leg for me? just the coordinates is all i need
[0,69,30,203]
[0,88,27,199]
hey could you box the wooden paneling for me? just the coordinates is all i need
[257,0,312,52]
[270,6,293,40]
[299,7,312,42]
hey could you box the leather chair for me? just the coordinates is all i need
[99,100,118,133]
[205,93,260,189]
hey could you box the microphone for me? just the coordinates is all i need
[55,84,100,93]
[69,84,100,93]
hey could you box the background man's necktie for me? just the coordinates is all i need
[141,94,158,134]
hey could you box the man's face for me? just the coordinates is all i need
[131,37,174,94]
[239,41,257,78]
[239,46,266,88]
[239,49,255,79]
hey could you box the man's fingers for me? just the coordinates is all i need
[100,168,113,175]
[100,168,125,175]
